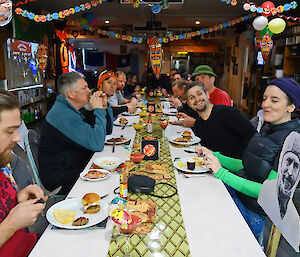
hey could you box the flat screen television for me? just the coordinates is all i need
[6,38,43,89]
[256,51,265,66]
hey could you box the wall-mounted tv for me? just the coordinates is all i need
[6,38,43,89]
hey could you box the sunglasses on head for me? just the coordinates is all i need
[100,70,115,77]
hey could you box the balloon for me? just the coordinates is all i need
[268,18,286,34]
[261,1,275,16]
[253,16,268,31]
[261,1,275,10]
[80,17,88,25]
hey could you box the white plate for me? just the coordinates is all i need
[80,169,110,181]
[169,136,201,145]
[113,118,134,127]
[46,198,108,229]
[174,157,209,173]
[93,156,123,171]
[122,112,139,116]
[163,109,178,116]
[105,135,130,145]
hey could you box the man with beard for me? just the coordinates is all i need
[39,71,113,194]
[181,82,255,158]
[277,132,300,219]
[0,90,46,256]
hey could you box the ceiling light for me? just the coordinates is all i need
[195,20,200,25]
[104,20,110,24]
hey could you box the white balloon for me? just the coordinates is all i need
[253,16,268,31]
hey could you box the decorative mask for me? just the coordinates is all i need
[148,37,163,80]
[0,0,12,27]
[260,32,273,61]
[37,44,48,72]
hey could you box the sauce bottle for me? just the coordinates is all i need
[147,113,153,133]
[120,168,128,199]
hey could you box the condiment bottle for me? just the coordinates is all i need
[147,114,153,133]
[120,168,128,199]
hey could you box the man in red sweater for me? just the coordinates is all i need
[0,90,46,257]
[192,65,232,106]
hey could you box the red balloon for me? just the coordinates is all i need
[261,1,275,10]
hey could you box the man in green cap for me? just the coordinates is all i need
[192,65,232,106]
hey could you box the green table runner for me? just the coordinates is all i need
[107,100,191,257]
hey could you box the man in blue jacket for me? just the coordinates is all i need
[38,72,113,194]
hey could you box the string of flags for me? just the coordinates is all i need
[14,0,104,22]
[81,13,255,44]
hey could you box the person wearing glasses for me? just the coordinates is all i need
[39,72,113,194]
[196,78,300,240]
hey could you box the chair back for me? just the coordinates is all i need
[24,129,41,187]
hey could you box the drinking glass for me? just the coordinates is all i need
[130,152,145,172]
[132,123,143,142]
[159,121,169,143]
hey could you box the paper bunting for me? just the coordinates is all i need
[242,1,298,17]
[14,0,103,22]
[148,37,163,80]
[81,13,255,44]
[0,0,12,27]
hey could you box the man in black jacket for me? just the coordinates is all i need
[181,82,256,158]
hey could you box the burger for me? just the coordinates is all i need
[119,118,128,125]
[182,131,192,140]
[82,193,101,213]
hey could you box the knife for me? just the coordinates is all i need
[112,139,116,153]
[36,186,62,204]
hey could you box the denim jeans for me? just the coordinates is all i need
[226,185,266,240]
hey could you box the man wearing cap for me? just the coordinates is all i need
[39,71,113,194]
[192,65,232,106]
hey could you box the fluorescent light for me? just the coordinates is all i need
[9,84,44,92]
[177,52,188,54]
[104,20,110,24]
[195,20,200,25]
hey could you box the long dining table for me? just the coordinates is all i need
[29,112,266,257]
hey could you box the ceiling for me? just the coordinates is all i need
[22,0,300,32]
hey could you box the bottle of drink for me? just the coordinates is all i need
[147,113,153,133]
[120,168,128,199]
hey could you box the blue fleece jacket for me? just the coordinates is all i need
[46,95,113,152]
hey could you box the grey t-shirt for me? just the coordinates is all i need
[108,91,125,106]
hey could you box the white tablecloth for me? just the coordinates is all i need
[29,121,266,257]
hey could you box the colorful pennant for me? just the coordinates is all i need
[14,0,103,22]
[81,13,255,44]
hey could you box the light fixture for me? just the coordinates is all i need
[104,20,110,24]
[195,20,200,25]
[177,52,188,55]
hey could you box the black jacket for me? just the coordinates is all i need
[237,119,300,215]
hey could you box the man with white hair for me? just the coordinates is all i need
[38,71,113,194]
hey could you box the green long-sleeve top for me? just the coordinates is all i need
[213,152,278,199]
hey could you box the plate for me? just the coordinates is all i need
[93,156,123,171]
[46,198,108,229]
[169,136,201,145]
[80,169,110,181]
[122,112,139,116]
[174,157,209,173]
[105,135,130,145]
[163,109,178,116]
[113,118,134,127]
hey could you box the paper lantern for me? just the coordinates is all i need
[0,0,12,26]
[243,3,251,11]
[268,18,286,34]
[253,16,268,31]
[261,1,275,16]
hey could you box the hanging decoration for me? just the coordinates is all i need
[253,16,269,31]
[29,58,37,79]
[242,1,298,17]
[148,37,163,80]
[0,0,12,27]
[12,0,37,6]
[268,18,286,34]
[255,31,262,51]
[36,44,48,73]
[276,14,300,22]
[60,40,69,73]
[14,0,103,22]
[82,13,255,44]
[131,0,140,8]
[260,32,273,61]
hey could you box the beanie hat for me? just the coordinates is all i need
[267,78,300,109]
[192,65,217,77]
[97,70,118,89]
